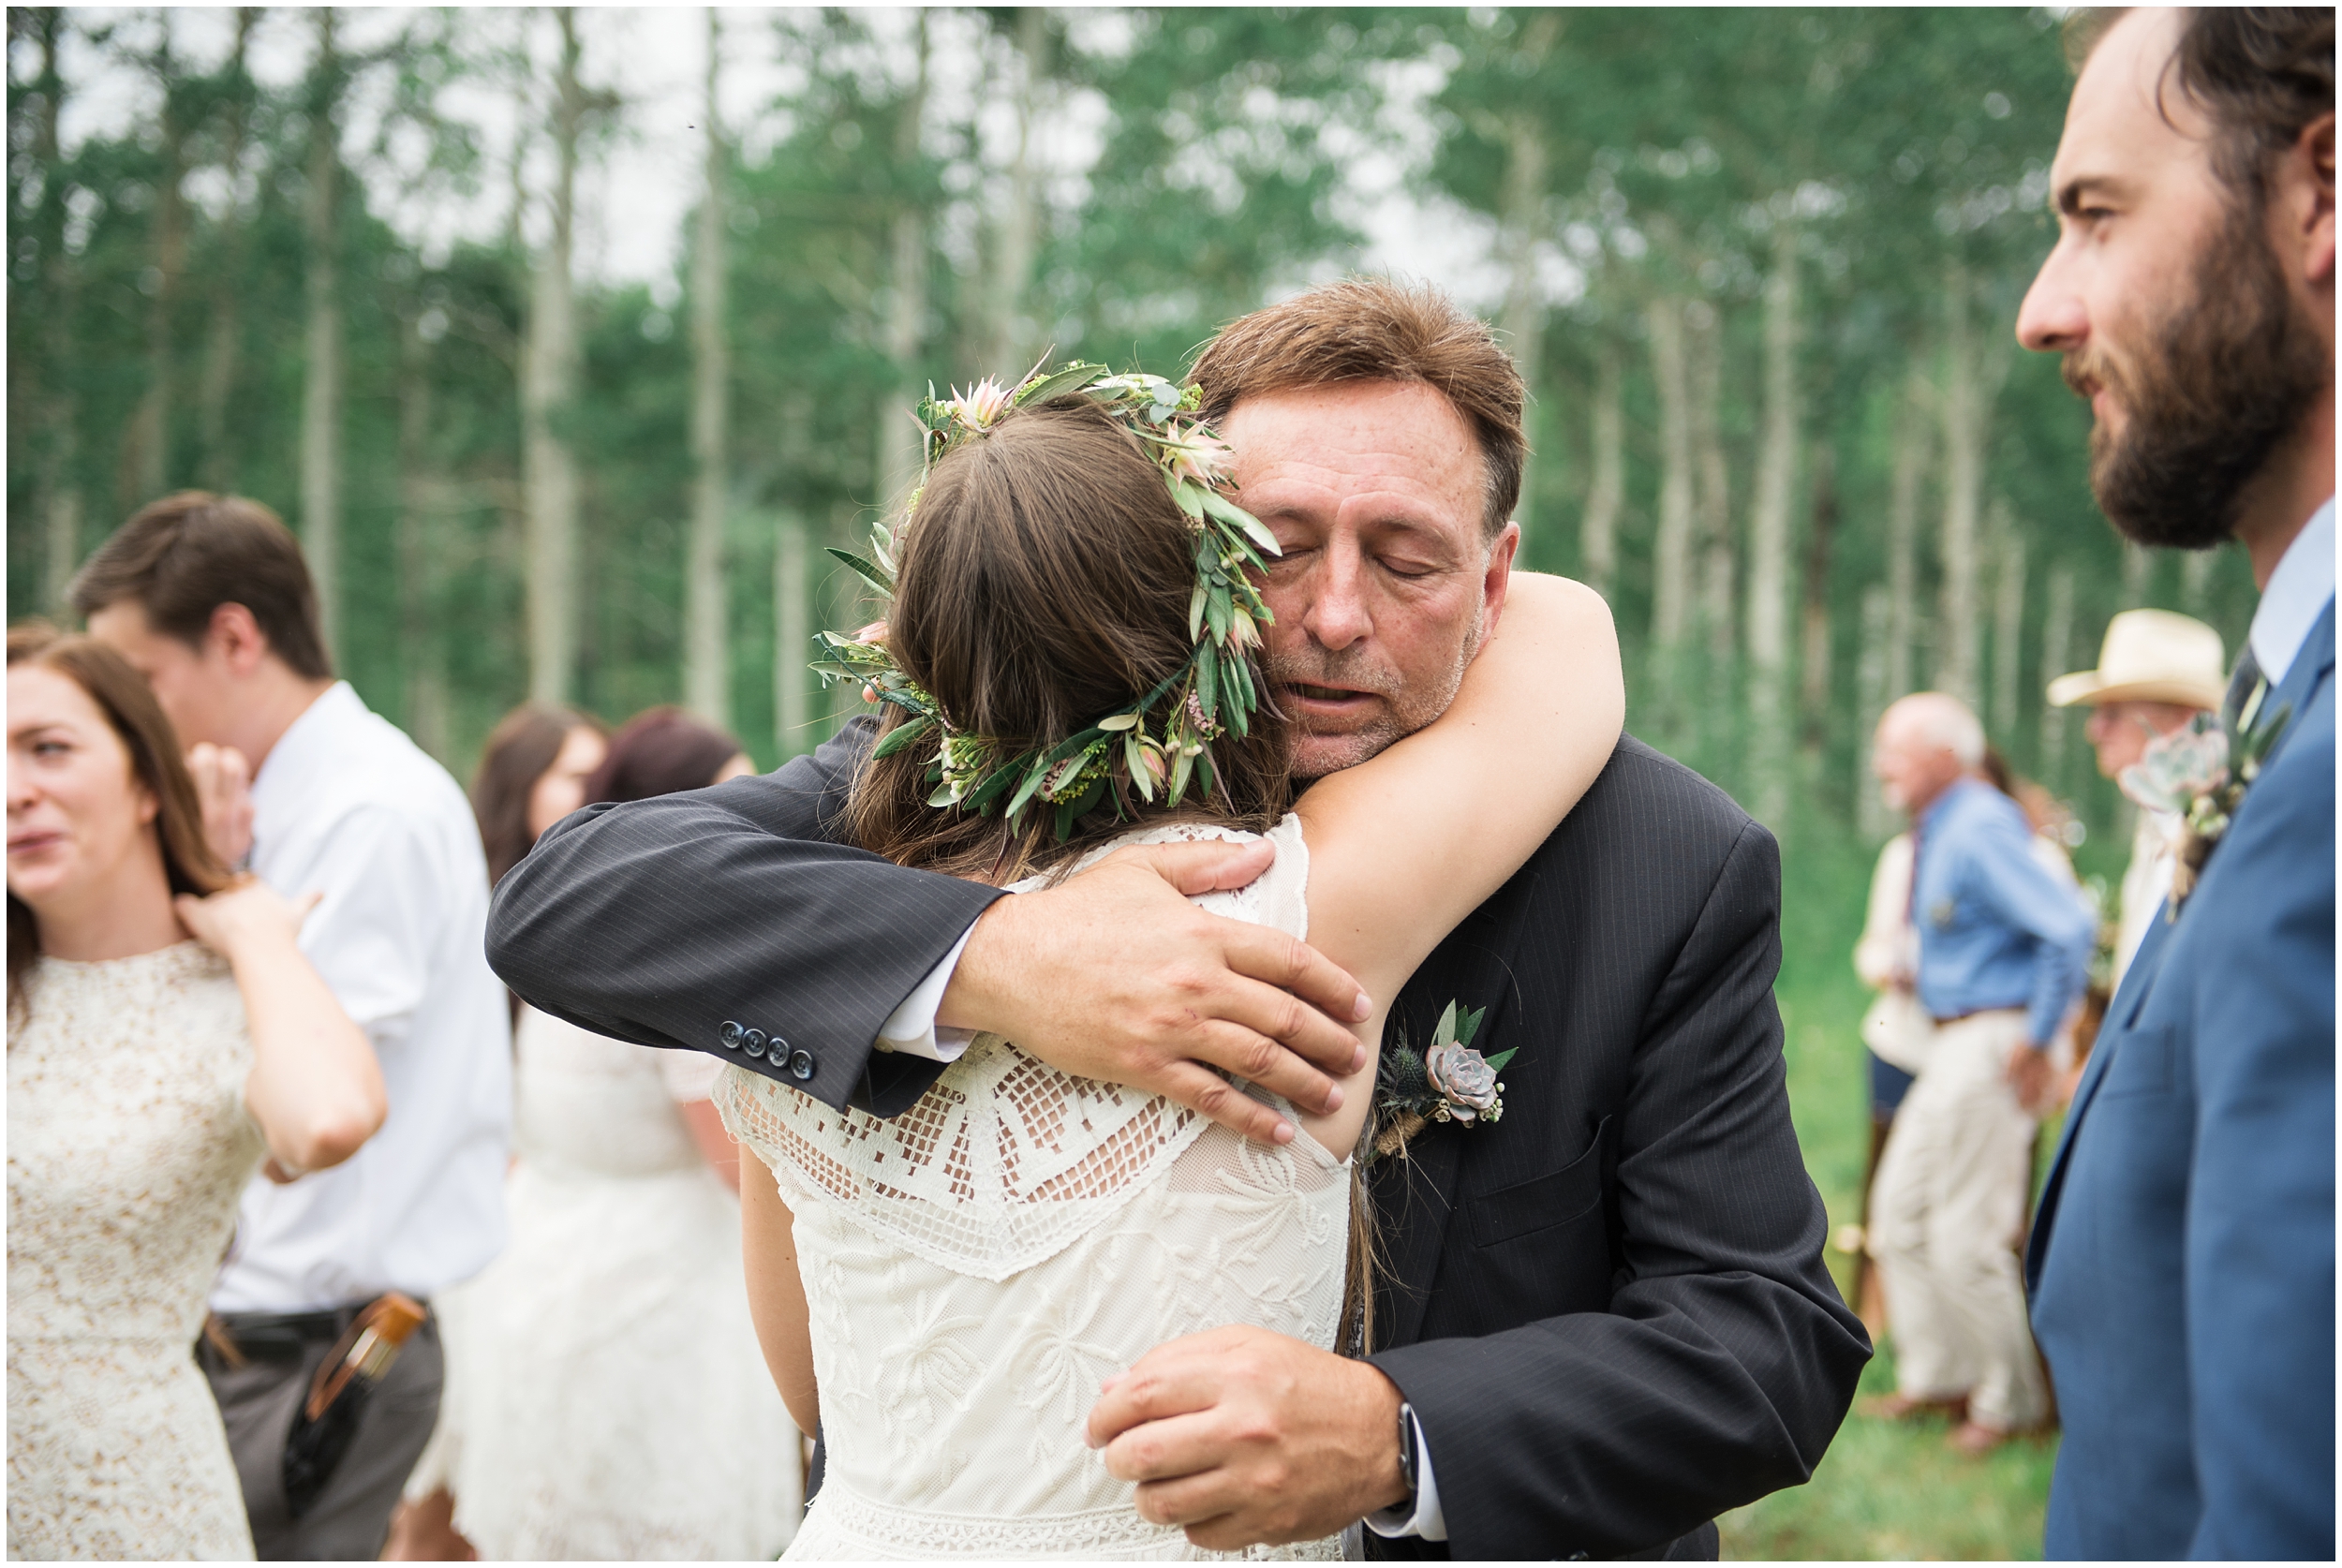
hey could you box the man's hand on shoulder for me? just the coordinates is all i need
[939,838,1371,1146]
[1087,1324,1408,1549]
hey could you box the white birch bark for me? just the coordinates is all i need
[395,314,448,762]
[1688,299,1734,658]
[1886,364,1929,703]
[2180,549,2216,611]
[32,11,83,612]
[1989,498,2026,743]
[131,13,186,505]
[985,8,1047,376]
[1743,224,1801,824]
[198,7,256,493]
[522,10,585,705]
[1646,296,1695,652]
[880,12,931,506]
[1578,345,1623,598]
[685,8,731,726]
[1934,261,2010,711]
[775,510,810,758]
[2122,541,2153,606]
[1857,584,1893,839]
[2038,566,2077,794]
[299,7,344,663]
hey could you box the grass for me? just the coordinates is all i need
[1715,813,2057,1561]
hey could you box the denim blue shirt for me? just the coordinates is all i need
[1912,777,2095,1046]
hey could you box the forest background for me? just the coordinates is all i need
[9,7,2257,1557]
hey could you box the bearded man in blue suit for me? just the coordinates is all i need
[2015,7,2334,1560]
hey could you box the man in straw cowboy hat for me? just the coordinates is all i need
[2045,608,2226,987]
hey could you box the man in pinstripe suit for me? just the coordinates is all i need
[490,280,1868,1559]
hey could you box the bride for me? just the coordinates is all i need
[716,367,1622,1560]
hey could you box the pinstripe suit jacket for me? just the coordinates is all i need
[486,724,1868,1560]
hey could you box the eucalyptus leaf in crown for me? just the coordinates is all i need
[811,358,1282,840]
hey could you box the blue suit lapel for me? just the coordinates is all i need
[2254,599,2335,770]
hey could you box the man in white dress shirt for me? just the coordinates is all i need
[2044,607,2226,988]
[75,493,511,1561]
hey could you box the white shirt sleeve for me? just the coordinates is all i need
[1363,1408,1447,1543]
[874,921,982,1062]
[279,805,438,1050]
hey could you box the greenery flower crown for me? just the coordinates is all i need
[811,360,1282,840]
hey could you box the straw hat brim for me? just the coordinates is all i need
[2045,670,2225,710]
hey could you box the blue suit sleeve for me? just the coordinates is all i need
[2183,690,2335,1561]
[1964,807,2095,1045]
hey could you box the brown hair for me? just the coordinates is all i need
[585,707,746,806]
[7,622,235,1025]
[2068,8,2335,202]
[846,397,1291,885]
[69,492,333,680]
[1189,277,1528,539]
[471,704,604,888]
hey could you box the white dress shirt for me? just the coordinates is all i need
[209,683,513,1313]
[2114,808,2179,991]
[2249,496,2335,688]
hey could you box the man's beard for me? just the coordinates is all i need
[1271,617,1483,782]
[2066,195,2328,550]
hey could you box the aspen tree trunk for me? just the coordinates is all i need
[2121,541,2153,606]
[1857,584,1892,839]
[522,10,585,705]
[1743,224,1801,825]
[2038,566,2077,796]
[685,7,731,726]
[300,8,345,663]
[32,10,84,611]
[1934,262,2008,711]
[1497,111,1548,540]
[986,8,1048,376]
[134,17,188,504]
[1646,296,1695,653]
[880,11,931,505]
[1886,365,1929,703]
[1578,345,1623,598]
[1800,440,1838,749]
[1989,499,2025,744]
[1688,299,1734,658]
[198,7,256,491]
[2180,549,2216,611]
[395,313,449,762]
[774,510,810,757]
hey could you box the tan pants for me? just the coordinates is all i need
[1867,1009,2047,1432]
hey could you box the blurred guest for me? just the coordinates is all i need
[2016,7,2332,1556]
[1862,693,2093,1456]
[7,627,385,1561]
[73,493,511,1561]
[403,707,796,1561]
[468,705,609,891]
[2044,608,2226,988]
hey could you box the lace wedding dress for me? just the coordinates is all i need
[408,1005,800,1560]
[719,818,1349,1561]
[7,945,264,1561]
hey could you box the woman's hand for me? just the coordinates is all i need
[176,880,321,964]
[185,742,255,867]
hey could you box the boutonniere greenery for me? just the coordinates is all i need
[2118,692,2292,914]
[1370,1000,1515,1163]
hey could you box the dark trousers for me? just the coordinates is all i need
[197,1305,443,1561]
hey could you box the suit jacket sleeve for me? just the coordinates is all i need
[1370,821,1869,1559]
[2183,682,2335,1561]
[484,717,1005,1117]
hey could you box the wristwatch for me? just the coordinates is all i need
[1395,1400,1419,1510]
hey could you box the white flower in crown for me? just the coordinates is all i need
[941,377,1015,430]
[2118,712,2230,816]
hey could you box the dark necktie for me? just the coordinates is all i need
[2222,646,2267,735]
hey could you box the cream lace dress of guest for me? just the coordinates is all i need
[407,1005,801,1560]
[7,945,264,1561]
[719,817,1349,1562]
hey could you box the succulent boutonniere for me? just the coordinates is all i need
[1370,1000,1516,1163]
[2118,692,2292,914]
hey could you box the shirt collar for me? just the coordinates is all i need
[251,681,364,806]
[2248,496,2335,688]
[1918,775,1984,834]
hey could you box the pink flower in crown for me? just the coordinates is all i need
[1157,420,1236,488]
[941,377,1015,430]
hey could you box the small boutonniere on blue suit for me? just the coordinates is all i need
[2119,695,2293,914]
[1370,999,1515,1163]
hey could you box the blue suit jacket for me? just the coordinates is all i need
[2027,599,2335,1561]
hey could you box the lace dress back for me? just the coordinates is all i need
[719,817,1348,1561]
[7,944,264,1561]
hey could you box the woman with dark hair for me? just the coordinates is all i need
[404,708,795,1561]
[715,373,1623,1559]
[7,625,385,1560]
[469,705,609,890]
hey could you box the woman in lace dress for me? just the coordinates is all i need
[401,708,799,1561]
[718,390,1623,1559]
[7,627,386,1561]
